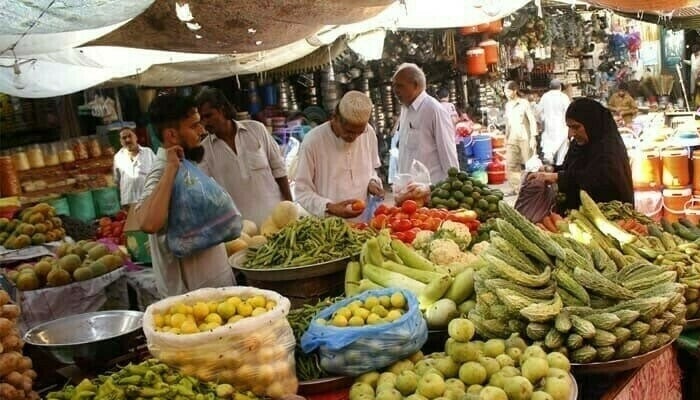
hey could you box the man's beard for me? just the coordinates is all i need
[184,145,205,163]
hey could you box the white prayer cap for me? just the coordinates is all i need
[338,91,373,124]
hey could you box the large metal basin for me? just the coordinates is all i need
[24,310,143,366]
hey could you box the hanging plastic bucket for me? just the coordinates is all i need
[48,196,70,216]
[663,187,692,223]
[472,135,493,161]
[67,191,96,222]
[661,147,690,187]
[92,186,120,217]
[630,149,662,190]
[685,198,700,225]
[634,190,663,222]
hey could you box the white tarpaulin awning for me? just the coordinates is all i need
[0,0,532,98]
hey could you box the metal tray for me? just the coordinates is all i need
[571,340,674,374]
[685,318,700,329]
[297,376,354,395]
[228,252,355,281]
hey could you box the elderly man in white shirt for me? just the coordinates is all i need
[393,63,459,183]
[113,128,156,206]
[295,91,384,219]
[536,79,570,166]
[195,88,293,227]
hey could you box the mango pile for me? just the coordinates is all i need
[350,319,574,400]
[5,241,124,291]
[319,293,407,327]
[0,203,65,249]
[0,289,39,400]
[152,295,276,334]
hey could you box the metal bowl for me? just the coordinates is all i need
[229,252,354,281]
[24,310,143,366]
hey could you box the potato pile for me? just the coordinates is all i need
[0,203,66,249]
[5,241,125,291]
[319,293,408,327]
[0,290,39,400]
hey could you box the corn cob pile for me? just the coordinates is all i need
[470,193,686,364]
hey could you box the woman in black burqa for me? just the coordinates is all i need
[528,98,634,212]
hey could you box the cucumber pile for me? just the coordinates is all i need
[428,168,503,221]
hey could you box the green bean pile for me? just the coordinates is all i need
[288,297,342,381]
[244,217,373,269]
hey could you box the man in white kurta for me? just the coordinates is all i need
[113,128,156,205]
[196,88,293,227]
[295,91,383,219]
[393,63,459,183]
[536,80,570,166]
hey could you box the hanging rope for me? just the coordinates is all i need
[0,0,58,57]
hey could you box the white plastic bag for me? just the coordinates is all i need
[143,286,297,398]
[393,160,432,206]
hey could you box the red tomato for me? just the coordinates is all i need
[353,222,369,230]
[417,207,430,214]
[351,199,366,212]
[403,229,417,244]
[419,221,432,231]
[415,213,429,221]
[388,206,400,215]
[393,219,412,232]
[401,200,418,214]
[426,217,441,231]
[411,219,422,228]
[99,217,112,227]
[393,212,409,221]
[393,231,406,242]
[375,204,389,216]
[466,219,480,231]
[114,210,128,221]
[371,214,388,230]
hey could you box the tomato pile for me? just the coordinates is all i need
[96,210,128,245]
[369,200,480,243]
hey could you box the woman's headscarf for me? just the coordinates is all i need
[565,98,621,145]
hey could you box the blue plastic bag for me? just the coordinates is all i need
[301,288,428,376]
[167,160,241,257]
[358,194,383,224]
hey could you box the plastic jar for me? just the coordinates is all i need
[27,144,46,169]
[73,138,89,160]
[43,142,60,166]
[87,135,102,158]
[58,142,76,164]
[11,148,30,171]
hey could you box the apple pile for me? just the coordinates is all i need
[349,318,574,400]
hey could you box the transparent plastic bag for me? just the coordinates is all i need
[515,173,557,223]
[143,286,298,398]
[300,288,428,376]
[358,194,383,223]
[393,160,432,207]
[167,160,241,257]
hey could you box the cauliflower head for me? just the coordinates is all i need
[412,230,434,250]
[434,220,472,251]
[428,238,463,266]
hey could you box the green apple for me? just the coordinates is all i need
[350,383,374,400]
[532,391,554,400]
[521,357,549,384]
[447,318,475,342]
[505,333,528,351]
[376,388,402,400]
[447,341,482,363]
[546,352,571,372]
[478,386,508,400]
[432,356,460,378]
[521,345,547,364]
[377,372,397,388]
[543,377,571,400]
[483,339,506,357]
[356,372,380,387]
[503,376,534,400]
[406,395,429,400]
[395,370,419,396]
[495,353,515,368]
[444,378,465,393]
[458,361,487,385]
[388,359,415,375]
[478,356,501,378]
[505,347,522,363]
[416,372,446,399]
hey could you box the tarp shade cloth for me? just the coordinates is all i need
[583,0,700,13]
[0,0,529,98]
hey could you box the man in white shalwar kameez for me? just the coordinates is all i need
[295,91,384,219]
[537,79,570,166]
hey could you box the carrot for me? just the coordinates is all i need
[550,213,563,223]
[536,223,547,231]
[542,215,557,233]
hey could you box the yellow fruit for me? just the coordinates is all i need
[257,346,277,364]
[332,315,348,327]
[173,303,188,315]
[161,327,171,333]
[227,296,243,307]
[205,313,223,325]
[379,295,391,308]
[366,313,382,325]
[336,307,352,320]
[251,307,267,317]
[228,315,245,324]
[348,316,365,326]
[371,305,388,318]
[390,292,407,309]
[364,296,379,309]
[170,328,181,335]
[185,314,195,323]
[153,314,165,328]
[258,364,275,383]
[193,302,210,320]
[217,302,237,320]
[170,313,187,329]
[353,307,370,321]
[164,314,172,327]
[265,300,277,310]
[386,309,403,322]
[198,323,212,331]
[180,320,199,334]
[348,300,363,311]
[236,302,253,317]
[248,295,267,308]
